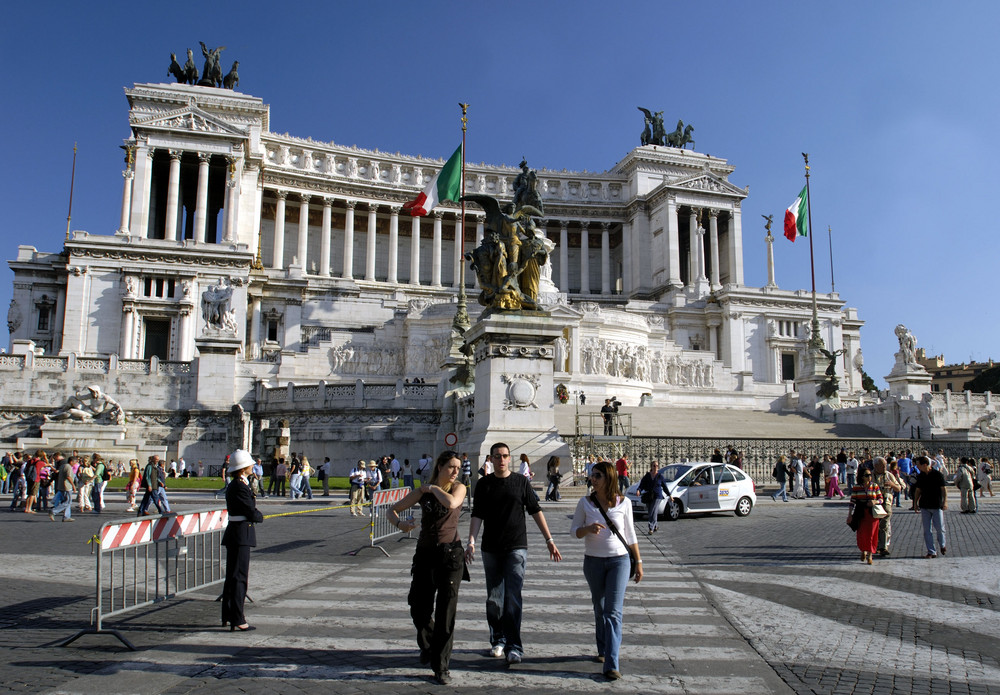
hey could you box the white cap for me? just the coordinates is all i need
[227,449,254,473]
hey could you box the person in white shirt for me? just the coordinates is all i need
[845,452,860,494]
[168,459,178,478]
[570,460,642,681]
[518,454,533,480]
[319,457,332,496]
[417,454,432,485]
[348,460,367,515]
[178,457,187,477]
[365,460,383,499]
[390,456,402,488]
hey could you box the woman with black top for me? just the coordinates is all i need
[388,451,467,685]
[221,449,264,632]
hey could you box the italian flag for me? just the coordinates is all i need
[783,185,808,242]
[402,144,463,217]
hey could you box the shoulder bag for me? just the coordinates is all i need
[589,493,637,579]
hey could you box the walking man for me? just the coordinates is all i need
[913,455,947,558]
[136,455,166,516]
[49,455,76,522]
[465,442,562,665]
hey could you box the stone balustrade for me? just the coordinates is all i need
[255,379,437,411]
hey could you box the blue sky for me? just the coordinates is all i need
[2,1,997,385]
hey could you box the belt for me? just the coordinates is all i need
[228,515,248,522]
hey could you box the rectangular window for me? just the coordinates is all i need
[781,353,796,381]
[267,320,279,343]
[143,318,171,360]
[37,307,50,332]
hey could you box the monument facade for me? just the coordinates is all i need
[3,81,868,468]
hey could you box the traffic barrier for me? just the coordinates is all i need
[359,487,417,557]
[59,506,228,650]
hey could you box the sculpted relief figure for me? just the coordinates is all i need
[974,411,1000,439]
[45,385,125,426]
[512,158,544,214]
[202,278,235,333]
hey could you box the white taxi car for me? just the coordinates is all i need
[626,461,756,521]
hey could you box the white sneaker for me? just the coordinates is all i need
[506,651,522,664]
[489,645,504,658]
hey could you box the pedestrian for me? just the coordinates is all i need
[888,459,903,508]
[7,457,25,511]
[403,458,415,489]
[154,458,172,513]
[615,454,630,495]
[319,456,331,496]
[289,457,303,500]
[459,453,471,488]
[978,457,993,497]
[221,450,264,632]
[808,455,823,498]
[38,457,53,511]
[518,453,533,480]
[299,456,314,499]
[570,460,642,680]
[136,456,166,516]
[349,460,367,515]
[637,461,668,533]
[849,469,883,565]
[896,450,912,501]
[544,456,562,502]
[126,459,140,511]
[77,457,96,512]
[955,457,978,514]
[390,454,401,488]
[365,460,382,500]
[913,455,948,558]
[92,454,109,513]
[872,457,900,556]
[388,451,468,685]
[417,454,432,486]
[49,455,77,522]
[601,399,616,436]
[465,442,561,665]
[770,455,789,502]
[23,451,45,514]
[251,458,266,497]
[826,459,845,499]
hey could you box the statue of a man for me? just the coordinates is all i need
[895,324,917,364]
[202,278,234,330]
[45,385,125,425]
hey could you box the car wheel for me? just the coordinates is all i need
[735,496,753,517]
[664,498,681,521]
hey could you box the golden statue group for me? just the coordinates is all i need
[463,159,549,312]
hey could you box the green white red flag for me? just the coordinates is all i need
[402,145,463,217]
[783,185,808,241]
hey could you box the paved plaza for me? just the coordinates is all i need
[1,489,997,694]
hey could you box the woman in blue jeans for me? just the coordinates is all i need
[570,460,643,680]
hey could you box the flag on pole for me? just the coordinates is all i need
[402,145,463,217]
[783,185,809,242]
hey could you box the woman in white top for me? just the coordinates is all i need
[570,460,643,681]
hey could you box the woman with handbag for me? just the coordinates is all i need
[388,451,467,686]
[570,460,643,680]
[849,468,884,565]
[636,461,667,534]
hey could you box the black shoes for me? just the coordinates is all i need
[433,670,451,685]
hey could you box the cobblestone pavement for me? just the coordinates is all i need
[1,489,997,694]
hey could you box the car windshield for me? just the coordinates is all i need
[658,464,692,483]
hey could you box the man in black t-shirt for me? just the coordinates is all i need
[466,442,561,665]
[913,455,948,558]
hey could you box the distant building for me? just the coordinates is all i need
[916,348,995,392]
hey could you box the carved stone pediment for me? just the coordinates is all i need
[670,173,747,198]
[131,105,248,138]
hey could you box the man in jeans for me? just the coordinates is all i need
[466,442,561,665]
[49,455,76,522]
[913,455,948,558]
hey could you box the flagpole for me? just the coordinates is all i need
[827,225,835,293]
[803,152,824,350]
[65,143,78,240]
[453,103,470,334]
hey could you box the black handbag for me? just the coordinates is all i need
[590,493,638,579]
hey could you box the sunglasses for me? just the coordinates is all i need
[591,471,604,479]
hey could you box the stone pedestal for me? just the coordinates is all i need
[795,348,829,416]
[18,422,165,464]
[885,362,932,400]
[463,312,571,469]
[194,334,243,409]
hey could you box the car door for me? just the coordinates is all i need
[715,465,739,510]
[685,466,720,511]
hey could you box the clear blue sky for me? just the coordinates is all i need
[2,1,997,385]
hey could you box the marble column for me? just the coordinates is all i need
[365,203,378,281]
[130,146,153,239]
[708,209,721,289]
[409,213,421,285]
[320,197,332,277]
[559,221,569,292]
[666,196,681,287]
[164,150,182,242]
[452,214,463,288]
[117,159,134,236]
[272,190,287,269]
[688,208,700,286]
[249,296,262,358]
[621,220,632,294]
[121,306,136,358]
[766,227,777,289]
[342,200,356,280]
[223,155,239,243]
[579,222,590,294]
[194,153,211,243]
[177,307,193,361]
[600,222,611,295]
[728,208,745,285]
[431,211,443,286]
[696,224,707,281]
[297,195,310,270]
[388,206,400,284]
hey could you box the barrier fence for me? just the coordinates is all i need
[361,487,416,557]
[59,506,229,650]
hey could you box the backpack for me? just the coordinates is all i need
[25,462,37,482]
[101,466,111,482]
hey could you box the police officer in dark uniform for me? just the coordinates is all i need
[221,449,264,631]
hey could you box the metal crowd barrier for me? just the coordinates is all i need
[362,487,417,557]
[59,506,229,650]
